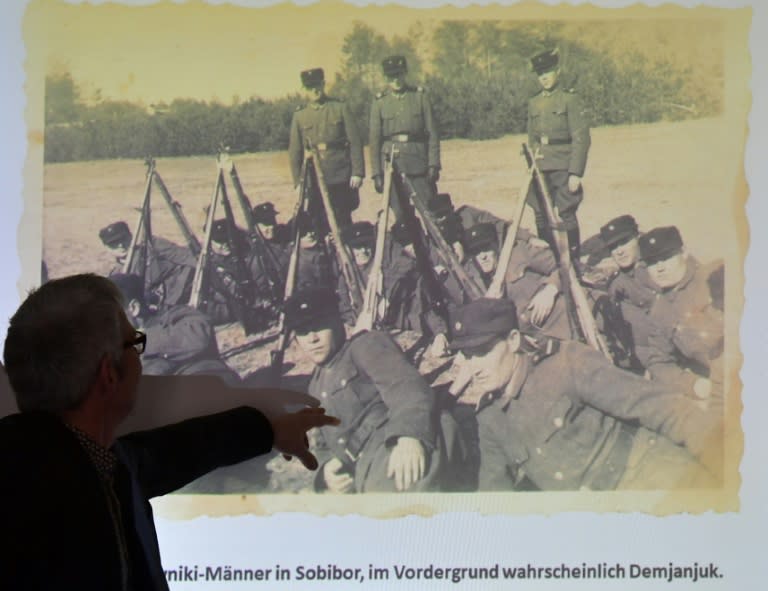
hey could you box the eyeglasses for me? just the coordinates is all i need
[123,330,147,355]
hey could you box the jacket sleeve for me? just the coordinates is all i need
[566,344,720,462]
[343,101,365,179]
[350,331,436,448]
[369,97,383,178]
[288,111,303,186]
[117,407,274,498]
[144,309,214,364]
[567,92,591,177]
[422,90,440,170]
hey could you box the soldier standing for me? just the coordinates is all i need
[526,49,591,260]
[286,288,449,493]
[448,298,722,491]
[288,68,364,230]
[638,226,724,402]
[370,55,440,214]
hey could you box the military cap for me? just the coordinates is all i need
[638,226,684,265]
[437,215,464,244]
[531,49,559,75]
[110,273,145,305]
[284,287,341,332]
[300,68,325,89]
[464,222,499,256]
[448,298,519,351]
[343,221,376,249]
[427,193,455,219]
[391,221,413,246]
[382,55,407,78]
[252,202,278,225]
[209,219,230,244]
[599,215,639,249]
[99,221,132,248]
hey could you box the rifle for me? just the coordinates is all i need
[189,170,220,310]
[222,151,285,301]
[398,170,484,302]
[152,168,202,256]
[306,145,364,312]
[522,143,609,357]
[354,156,394,333]
[486,164,536,298]
[122,158,155,276]
[269,159,310,383]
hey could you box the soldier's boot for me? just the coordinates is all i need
[535,216,557,255]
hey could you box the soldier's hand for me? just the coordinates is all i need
[373,175,384,194]
[526,283,558,326]
[693,377,713,401]
[568,174,582,193]
[323,457,354,493]
[428,332,450,358]
[349,175,363,190]
[387,436,425,491]
[427,166,440,184]
[271,407,340,471]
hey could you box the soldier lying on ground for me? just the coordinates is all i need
[335,221,414,328]
[448,298,722,491]
[639,226,724,404]
[428,192,507,247]
[204,219,275,331]
[99,221,196,309]
[463,222,570,340]
[111,273,240,385]
[287,287,464,493]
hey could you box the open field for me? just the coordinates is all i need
[42,115,744,378]
[40,116,744,493]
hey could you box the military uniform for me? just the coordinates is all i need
[285,289,446,493]
[141,304,239,384]
[370,57,440,217]
[447,299,721,492]
[464,223,570,340]
[644,257,724,394]
[101,222,196,308]
[526,50,590,256]
[288,95,364,229]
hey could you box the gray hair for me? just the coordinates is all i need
[3,273,126,412]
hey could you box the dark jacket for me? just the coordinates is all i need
[0,408,273,591]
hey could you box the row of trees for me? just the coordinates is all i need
[44,20,722,163]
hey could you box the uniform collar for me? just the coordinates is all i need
[667,256,698,294]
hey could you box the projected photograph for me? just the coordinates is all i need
[30,0,746,511]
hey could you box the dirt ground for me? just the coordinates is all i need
[41,116,743,491]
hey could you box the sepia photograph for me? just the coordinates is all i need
[23,0,747,515]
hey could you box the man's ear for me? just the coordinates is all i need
[127,299,141,319]
[94,354,118,397]
[507,330,522,353]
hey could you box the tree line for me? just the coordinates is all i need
[44,20,722,163]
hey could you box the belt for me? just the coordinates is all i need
[386,133,426,143]
[540,135,572,145]
[314,140,348,151]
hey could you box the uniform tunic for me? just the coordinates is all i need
[476,341,721,491]
[141,304,239,384]
[111,236,196,308]
[308,330,439,493]
[369,86,440,218]
[645,258,724,395]
[526,85,591,227]
[288,97,364,228]
[465,232,570,340]
[605,263,657,367]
